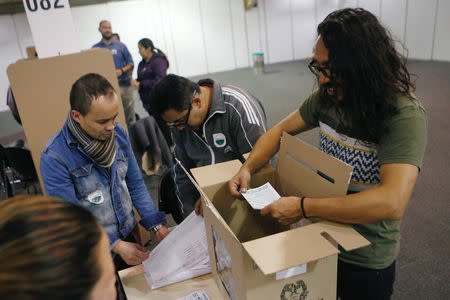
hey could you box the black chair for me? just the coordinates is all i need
[0,144,41,199]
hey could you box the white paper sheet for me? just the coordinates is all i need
[142,212,211,289]
[176,290,211,300]
[276,264,307,280]
[241,182,281,210]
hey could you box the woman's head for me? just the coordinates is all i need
[138,38,154,60]
[0,196,116,300]
[138,38,169,67]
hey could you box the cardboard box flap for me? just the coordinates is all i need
[242,221,370,275]
[191,159,243,188]
[242,223,340,275]
[276,132,353,198]
[313,221,371,251]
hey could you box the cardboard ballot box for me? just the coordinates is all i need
[190,133,370,300]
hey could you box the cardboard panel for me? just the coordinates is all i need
[203,183,279,243]
[314,221,370,251]
[202,197,246,300]
[191,159,243,188]
[276,132,352,197]
[242,224,339,275]
[245,255,338,300]
[7,48,126,192]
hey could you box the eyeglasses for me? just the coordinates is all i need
[166,92,196,128]
[308,60,331,78]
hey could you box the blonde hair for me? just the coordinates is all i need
[0,196,102,300]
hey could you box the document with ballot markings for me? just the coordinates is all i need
[241,182,281,210]
[142,212,210,289]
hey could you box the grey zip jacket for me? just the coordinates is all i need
[172,79,267,218]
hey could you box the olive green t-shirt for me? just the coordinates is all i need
[299,91,427,269]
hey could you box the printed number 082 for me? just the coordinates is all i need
[25,0,64,12]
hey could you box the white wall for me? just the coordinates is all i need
[1,0,449,111]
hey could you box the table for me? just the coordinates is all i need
[118,265,225,300]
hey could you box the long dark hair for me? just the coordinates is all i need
[0,196,102,300]
[317,8,415,144]
[138,38,169,68]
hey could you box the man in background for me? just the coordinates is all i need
[93,20,135,128]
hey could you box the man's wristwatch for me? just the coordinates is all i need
[152,224,163,233]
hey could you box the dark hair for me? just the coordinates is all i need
[138,38,170,68]
[70,73,116,115]
[317,8,415,144]
[148,74,200,115]
[0,196,102,300]
[112,33,120,41]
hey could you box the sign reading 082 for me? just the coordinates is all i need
[25,0,64,12]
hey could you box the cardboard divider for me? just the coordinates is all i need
[202,199,247,299]
[242,224,340,275]
[7,48,126,192]
[277,132,353,198]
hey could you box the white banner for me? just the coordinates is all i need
[22,0,79,58]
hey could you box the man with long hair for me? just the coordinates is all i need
[229,8,427,299]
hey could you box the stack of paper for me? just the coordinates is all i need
[142,212,210,289]
[176,290,211,300]
[241,182,281,210]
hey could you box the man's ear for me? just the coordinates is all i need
[192,96,202,108]
[71,110,82,123]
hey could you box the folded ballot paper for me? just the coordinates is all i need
[142,212,210,289]
[241,182,281,210]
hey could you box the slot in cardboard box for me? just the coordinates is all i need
[189,133,370,300]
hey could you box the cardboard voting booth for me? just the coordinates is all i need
[6,49,149,243]
[7,48,126,191]
[190,133,370,300]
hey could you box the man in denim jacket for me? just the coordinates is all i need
[41,73,169,267]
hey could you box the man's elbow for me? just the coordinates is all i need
[384,196,408,221]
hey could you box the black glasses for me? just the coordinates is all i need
[166,104,192,128]
[308,60,331,78]
[166,92,196,128]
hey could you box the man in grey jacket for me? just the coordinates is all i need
[149,74,267,220]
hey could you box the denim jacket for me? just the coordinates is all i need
[40,122,166,249]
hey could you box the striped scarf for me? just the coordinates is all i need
[67,113,117,167]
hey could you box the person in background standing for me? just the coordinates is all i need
[93,20,135,128]
[112,33,120,41]
[131,38,170,145]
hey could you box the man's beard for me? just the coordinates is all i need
[319,82,341,105]
[102,33,112,40]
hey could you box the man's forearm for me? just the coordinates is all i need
[305,186,405,224]
[243,126,283,174]
[120,64,133,73]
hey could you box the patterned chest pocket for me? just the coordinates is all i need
[70,164,114,226]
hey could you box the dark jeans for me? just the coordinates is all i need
[337,260,396,300]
